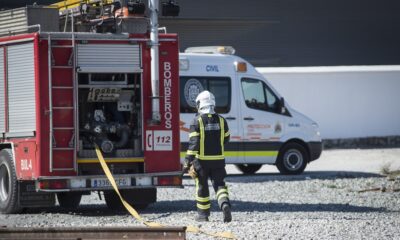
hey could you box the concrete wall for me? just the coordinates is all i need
[257,66,400,139]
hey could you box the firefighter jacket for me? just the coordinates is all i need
[185,113,230,168]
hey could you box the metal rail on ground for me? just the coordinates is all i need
[0,226,186,239]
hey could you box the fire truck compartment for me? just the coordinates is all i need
[77,72,143,174]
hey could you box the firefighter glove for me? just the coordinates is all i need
[188,165,197,179]
[182,159,191,173]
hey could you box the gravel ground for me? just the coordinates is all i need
[1,148,400,239]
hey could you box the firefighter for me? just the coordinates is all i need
[183,90,232,222]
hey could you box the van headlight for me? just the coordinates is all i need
[312,123,320,136]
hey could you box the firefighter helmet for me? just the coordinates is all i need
[196,91,216,114]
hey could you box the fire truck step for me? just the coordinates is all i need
[53,147,74,150]
[52,65,73,69]
[53,106,74,110]
[52,86,73,89]
[53,127,74,130]
[51,168,75,171]
[51,45,73,48]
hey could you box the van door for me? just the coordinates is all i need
[219,76,242,164]
[179,76,242,164]
[239,76,285,164]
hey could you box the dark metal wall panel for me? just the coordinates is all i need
[7,42,36,133]
[160,0,284,66]
[161,19,281,66]
[0,1,57,9]
[160,0,400,67]
[2,0,399,66]
[172,0,282,19]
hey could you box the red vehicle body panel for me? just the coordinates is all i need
[0,33,181,181]
[143,35,181,173]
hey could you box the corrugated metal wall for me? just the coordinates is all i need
[7,42,36,133]
[0,1,56,9]
[0,48,4,134]
[160,0,400,67]
[0,7,59,36]
[0,8,27,34]
[161,18,281,66]
[2,1,399,67]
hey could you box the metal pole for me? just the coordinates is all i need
[149,0,161,123]
[48,35,53,172]
[71,9,77,172]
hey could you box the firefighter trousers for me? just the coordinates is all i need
[194,163,230,217]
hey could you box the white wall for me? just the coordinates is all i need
[257,66,400,139]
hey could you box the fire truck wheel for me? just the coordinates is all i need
[104,191,123,211]
[0,149,22,214]
[57,192,82,209]
[104,189,156,211]
[235,164,262,174]
[276,142,308,175]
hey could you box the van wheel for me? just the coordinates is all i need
[0,149,22,214]
[235,164,262,174]
[276,142,308,175]
[57,192,82,209]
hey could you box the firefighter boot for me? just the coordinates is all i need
[195,214,209,222]
[222,203,232,223]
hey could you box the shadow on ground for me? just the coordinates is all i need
[146,200,388,214]
[21,171,384,215]
[23,199,387,216]
[223,171,383,183]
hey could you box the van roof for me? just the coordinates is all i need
[180,52,239,63]
[179,52,260,76]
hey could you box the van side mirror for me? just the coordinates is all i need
[279,97,286,114]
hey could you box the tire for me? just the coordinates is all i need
[57,192,82,209]
[104,191,124,211]
[235,164,262,174]
[0,149,22,214]
[104,188,156,211]
[276,142,309,175]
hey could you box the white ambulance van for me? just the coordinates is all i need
[179,46,322,174]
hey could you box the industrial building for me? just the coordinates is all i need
[2,0,400,67]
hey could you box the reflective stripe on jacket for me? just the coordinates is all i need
[185,113,230,162]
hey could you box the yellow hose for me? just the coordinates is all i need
[94,144,236,239]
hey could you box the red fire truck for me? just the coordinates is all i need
[0,0,182,214]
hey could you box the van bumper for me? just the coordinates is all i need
[308,141,323,161]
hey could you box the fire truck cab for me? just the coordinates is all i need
[0,1,182,214]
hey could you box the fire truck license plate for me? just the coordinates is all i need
[91,177,131,188]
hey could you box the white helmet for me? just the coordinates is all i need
[195,91,216,114]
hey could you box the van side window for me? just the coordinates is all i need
[241,78,279,113]
[180,77,231,113]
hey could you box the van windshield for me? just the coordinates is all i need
[241,78,279,113]
[180,76,231,114]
